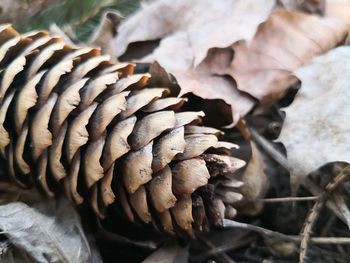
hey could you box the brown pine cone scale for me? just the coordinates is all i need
[0,25,246,236]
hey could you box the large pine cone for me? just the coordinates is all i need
[0,24,246,236]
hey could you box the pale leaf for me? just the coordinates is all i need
[279,46,350,190]
[217,1,350,104]
[0,197,102,263]
[142,241,189,263]
[113,0,275,68]
[235,122,270,215]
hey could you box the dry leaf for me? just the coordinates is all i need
[110,0,276,124]
[49,23,78,47]
[0,197,102,263]
[235,122,270,215]
[176,48,256,124]
[278,46,350,190]
[142,241,189,263]
[238,142,269,215]
[0,181,43,205]
[110,0,350,124]
[277,0,326,14]
[113,0,276,67]
[89,11,124,55]
[214,3,350,104]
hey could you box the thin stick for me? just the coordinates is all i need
[249,127,289,169]
[197,236,237,263]
[301,177,347,223]
[219,219,297,242]
[193,232,256,260]
[218,219,350,245]
[300,198,324,263]
[95,221,158,250]
[311,237,350,245]
[259,196,319,203]
[300,164,350,263]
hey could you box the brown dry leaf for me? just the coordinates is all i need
[238,142,269,215]
[89,11,124,56]
[236,121,270,215]
[278,46,350,191]
[0,181,43,205]
[109,0,349,124]
[49,24,78,47]
[215,1,350,104]
[113,0,276,67]
[110,0,276,124]
[277,0,326,14]
[176,48,256,124]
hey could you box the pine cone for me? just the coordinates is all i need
[0,24,246,236]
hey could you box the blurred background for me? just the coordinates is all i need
[0,0,142,40]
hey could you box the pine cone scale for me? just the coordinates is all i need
[151,126,186,172]
[148,165,177,212]
[101,115,136,170]
[129,110,176,150]
[122,141,153,194]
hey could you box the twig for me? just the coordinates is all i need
[299,198,324,263]
[193,232,256,261]
[218,219,350,245]
[301,177,347,223]
[95,224,158,250]
[197,236,237,263]
[249,127,289,170]
[308,246,349,263]
[259,196,319,203]
[300,164,350,263]
[310,237,350,244]
[219,219,297,242]
[320,214,336,237]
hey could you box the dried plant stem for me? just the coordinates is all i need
[249,127,289,169]
[95,222,158,250]
[219,219,350,245]
[299,199,324,263]
[193,232,256,261]
[265,140,350,225]
[301,177,348,224]
[310,237,350,244]
[259,196,319,203]
[300,164,350,263]
[219,219,296,242]
[197,236,237,263]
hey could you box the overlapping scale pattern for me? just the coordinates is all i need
[0,24,246,236]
